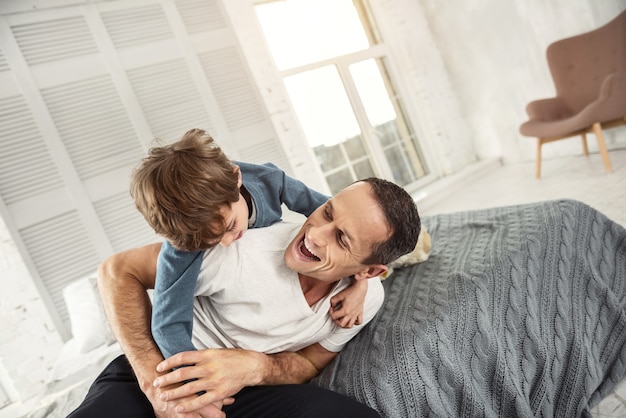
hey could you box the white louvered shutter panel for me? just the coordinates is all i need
[198,47,266,132]
[0,0,288,338]
[12,16,99,66]
[101,4,174,49]
[0,16,105,333]
[20,212,102,329]
[0,46,10,72]
[94,191,158,252]
[0,96,64,204]
[188,2,290,170]
[0,54,92,333]
[127,59,214,141]
[0,8,156,337]
[175,0,227,34]
[40,75,143,179]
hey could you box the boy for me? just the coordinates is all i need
[131,129,370,359]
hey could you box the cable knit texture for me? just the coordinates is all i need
[312,199,626,417]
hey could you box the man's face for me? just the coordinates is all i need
[283,181,390,282]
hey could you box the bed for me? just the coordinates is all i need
[26,199,626,417]
[313,199,626,417]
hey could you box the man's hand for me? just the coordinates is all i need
[147,377,233,418]
[153,402,226,418]
[152,344,337,414]
[153,349,264,413]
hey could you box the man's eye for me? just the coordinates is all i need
[324,207,332,220]
[337,232,346,248]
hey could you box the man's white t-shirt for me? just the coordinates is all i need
[191,222,385,353]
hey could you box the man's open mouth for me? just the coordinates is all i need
[298,237,321,261]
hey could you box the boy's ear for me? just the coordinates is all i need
[233,165,242,188]
[354,264,388,281]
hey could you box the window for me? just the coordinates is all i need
[255,0,427,194]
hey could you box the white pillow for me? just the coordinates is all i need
[63,275,116,353]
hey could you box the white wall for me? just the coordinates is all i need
[417,0,626,164]
[367,0,479,176]
[0,215,62,401]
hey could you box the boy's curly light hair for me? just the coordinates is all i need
[130,129,240,251]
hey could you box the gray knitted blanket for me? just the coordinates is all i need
[312,199,626,417]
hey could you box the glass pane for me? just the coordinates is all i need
[326,168,354,195]
[384,144,417,186]
[349,59,397,129]
[255,0,371,70]
[350,58,428,183]
[344,135,367,159]
[354,159,375,179]
[401,138,425,177]
[313,143,345,172]
[376,121,402,147]
[284,66,361,148]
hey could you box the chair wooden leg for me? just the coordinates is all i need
[581,132,589,156]
[592,122,612,173]
[535,138,542,179]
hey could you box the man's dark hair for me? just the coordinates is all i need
[360,177,421,265]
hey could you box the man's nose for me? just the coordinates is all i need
[308,223,330,246]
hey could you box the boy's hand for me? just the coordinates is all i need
[329,279,368,328]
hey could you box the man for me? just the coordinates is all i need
[69,178,420,418]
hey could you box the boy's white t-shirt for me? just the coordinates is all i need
[191,222,385,353]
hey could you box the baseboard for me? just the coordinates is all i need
[413,158,501,213]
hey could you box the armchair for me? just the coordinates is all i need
[520,10,626,178]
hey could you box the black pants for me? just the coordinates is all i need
[68,355,381,418]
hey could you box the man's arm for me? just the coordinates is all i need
[152,342,338,413]
[151,277,386,413]
[264,342,338,384]
[97,243,163,396]
[97,243,226,417]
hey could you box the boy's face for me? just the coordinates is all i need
[218,193,249,247]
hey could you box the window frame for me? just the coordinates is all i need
[256,0,429,191]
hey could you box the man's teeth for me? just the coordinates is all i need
[304,239,317,257]
[300,237,320,261]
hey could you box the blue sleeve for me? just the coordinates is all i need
[151,240,203,358]
[278,169,330,217]
[237,161,329,227]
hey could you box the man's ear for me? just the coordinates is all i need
[354,264,388,281]
[233,165,242,188]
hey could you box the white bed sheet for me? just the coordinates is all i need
[27,341,122,418]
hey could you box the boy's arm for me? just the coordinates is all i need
[152,240,203,359]
[278,171,329,216]
[329,279,369,328]
[236,161,329,225]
